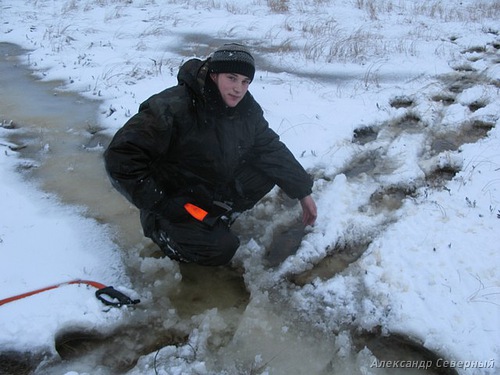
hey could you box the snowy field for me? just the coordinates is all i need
[0,1,499,374]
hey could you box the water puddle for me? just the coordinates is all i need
[0,42,139,241]
[290,239,371,286]
[341,148,400,180]
[170,263,250,318]
[441,71,484,94]
[389,112,423,132]
[430,119,495,156]
[53,327,188,374]
[389,96,414,109]
[369,186,416,212]
[353,125,379,145]
[0,351,47,375]
[265,219,306,267]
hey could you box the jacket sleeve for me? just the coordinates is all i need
[103,100,174,214]
[251,109,313,200]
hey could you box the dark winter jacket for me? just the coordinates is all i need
[104,58,312,226]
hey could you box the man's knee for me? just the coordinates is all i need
[191,231,239,266]
[149,218,240,266]
[150,228,189,262]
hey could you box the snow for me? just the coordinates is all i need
[0,0,499,374]
[0,131,128,352]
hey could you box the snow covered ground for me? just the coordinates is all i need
[0,1,499,374]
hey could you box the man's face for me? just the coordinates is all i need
[210,73,251,107]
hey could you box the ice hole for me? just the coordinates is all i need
[290,239,371,286]
[52,327,188,373]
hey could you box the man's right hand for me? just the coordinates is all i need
[300,195,317,226]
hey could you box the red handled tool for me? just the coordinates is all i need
[0,279,140,308]
[184,200,232,226]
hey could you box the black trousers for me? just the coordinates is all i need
[144,165,275,266]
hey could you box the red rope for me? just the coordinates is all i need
[0,279,108,307]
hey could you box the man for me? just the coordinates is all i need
[104,43,317,266]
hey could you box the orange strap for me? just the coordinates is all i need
[184,203,208,221]
[0,279,108,307]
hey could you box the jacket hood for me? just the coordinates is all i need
[177,58,209,101]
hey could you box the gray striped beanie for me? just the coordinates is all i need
[209,43,255,81]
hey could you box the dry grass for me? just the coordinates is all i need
[51,0,500,66]
[355,0,500,22]
[267,0,289,13]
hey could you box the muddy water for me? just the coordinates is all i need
[0,42,457,375]
[0,43,143,247]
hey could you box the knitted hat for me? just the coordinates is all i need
[209,43,255,81]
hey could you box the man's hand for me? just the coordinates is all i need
[300,195,317,226]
